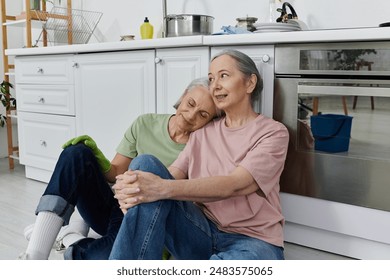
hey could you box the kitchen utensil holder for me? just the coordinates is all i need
[35,6,103,45]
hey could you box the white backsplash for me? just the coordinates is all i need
[77,0,390,42]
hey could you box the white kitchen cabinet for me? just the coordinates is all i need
[15,50,156,182]
[17,112,76,182]
[15,54,76,182]
[74,50,156,160]
[155,47,209,114]
[211,46,275,118]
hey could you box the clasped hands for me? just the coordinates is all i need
[113,170,164,214]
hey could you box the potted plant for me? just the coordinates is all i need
[30,0,41,10]
[0,80,15,128]
[30,0,62,10]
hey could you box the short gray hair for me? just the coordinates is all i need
[173,77,223,117]
[173,77,210,109]
[210,49,263,105]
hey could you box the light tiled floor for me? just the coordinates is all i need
[0,157,351,260]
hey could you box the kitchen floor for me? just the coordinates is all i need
[0,157,352,260]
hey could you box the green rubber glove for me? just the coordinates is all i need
[62,135,111,173]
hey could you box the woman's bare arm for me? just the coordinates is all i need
[113,165,261,210]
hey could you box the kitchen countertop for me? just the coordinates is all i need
[5,27,390,56]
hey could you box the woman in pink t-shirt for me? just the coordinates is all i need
[111,49,289,260]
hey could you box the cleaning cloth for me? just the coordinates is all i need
[212,25,252,35]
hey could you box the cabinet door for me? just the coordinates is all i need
[211,46,275,118]
[75,50,156,160]
[156,47,209,114]
[17,111,76,172]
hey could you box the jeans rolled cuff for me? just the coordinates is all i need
[35,194,75,225]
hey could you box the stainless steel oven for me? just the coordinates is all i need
[274,42,390,212]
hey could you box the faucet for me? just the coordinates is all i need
[162,0,167,37]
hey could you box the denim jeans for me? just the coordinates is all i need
[109,154,284,260]
[35,144,123,260]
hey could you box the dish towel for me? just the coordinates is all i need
[212,25,252,35]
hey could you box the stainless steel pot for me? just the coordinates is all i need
[164,14,214,37]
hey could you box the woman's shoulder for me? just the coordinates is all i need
[250,115,289,138]
[189,117,222,140]
[134,113,172,124]
[138,113,171,120]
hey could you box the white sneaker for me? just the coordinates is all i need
[23,224,34,241]
[57,220,90,252]
[56,220,90,243]
[17,252,28,260]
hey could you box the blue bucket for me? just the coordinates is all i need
[310,114,353,153]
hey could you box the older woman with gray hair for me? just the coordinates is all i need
[111,49,289,260]
[21,77,218,260]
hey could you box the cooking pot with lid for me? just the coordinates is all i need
[164,14,214,37]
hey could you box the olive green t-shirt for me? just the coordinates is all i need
[116,113,186,167]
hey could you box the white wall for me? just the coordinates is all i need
[78,0,390,42]
[3,0,390,47]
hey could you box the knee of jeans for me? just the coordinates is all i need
[63,144,91,157]
[129,154,160,171]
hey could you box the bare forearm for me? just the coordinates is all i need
[163,173,258,203]
[114,166,260,209]
[105,166,119,183]
[163,177,233,202]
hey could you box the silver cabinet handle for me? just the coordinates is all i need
[38,97,45,103]
[154,57,162,64]
[37,67,44,74]
[40,140,47,147]
[262,54,271,63]
[72,62,79,68]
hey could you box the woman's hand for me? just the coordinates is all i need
[113,170,166,213]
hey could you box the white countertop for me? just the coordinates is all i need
[5,27,390,56]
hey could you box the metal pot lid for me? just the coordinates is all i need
[165,14,215,21]
[236,16,258,22]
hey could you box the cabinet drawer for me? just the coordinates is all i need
[17,84,75,115]
[15,55,74,84]
[17,112,76,171]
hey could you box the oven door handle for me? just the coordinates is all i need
[298,84,390,97]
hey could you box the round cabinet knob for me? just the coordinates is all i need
[154,57,162,64]
[37,67,44,74]
[38,97,45,103]
[261,54,271,63]
[72,62,79,68]
[40,140,47,147]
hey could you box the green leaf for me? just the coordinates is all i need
[0,115,6,127]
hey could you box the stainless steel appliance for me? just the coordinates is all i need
[274,42,390,212]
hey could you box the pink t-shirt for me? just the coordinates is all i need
[171,115,289,247]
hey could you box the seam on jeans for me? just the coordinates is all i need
[176,201,212,238]
[138,202,162,259]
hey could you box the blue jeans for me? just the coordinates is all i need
[109,154,284,260]
[35,144,123,260]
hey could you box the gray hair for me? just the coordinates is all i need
[210,49,263,105]
[173,77,210,109]
[172,77,223,117]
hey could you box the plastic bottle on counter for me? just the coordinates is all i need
[140,17,154,39]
